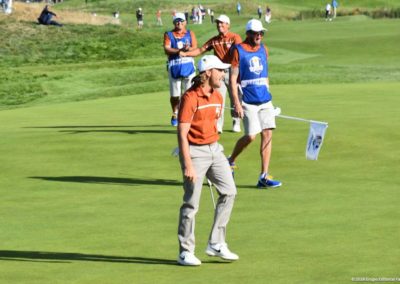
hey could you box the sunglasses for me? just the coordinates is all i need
[173,19,185,24]
[249,30,264,36]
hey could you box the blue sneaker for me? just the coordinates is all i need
[257,176,282,188]
[171,116,178,127]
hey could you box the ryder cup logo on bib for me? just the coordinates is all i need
[177,41,184,49]
[249,56,263,75]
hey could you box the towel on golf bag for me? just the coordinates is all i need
[306,121,328,160]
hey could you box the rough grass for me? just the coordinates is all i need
[1,13,399,109]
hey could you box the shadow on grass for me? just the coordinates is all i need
[58,129,176,135]
[236,184,282,191]
[23,125,176,135]
[0,250,231,265]
[0,250,177,265]
[29,176,263,190]
[29,176,181,187]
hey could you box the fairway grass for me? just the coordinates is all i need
[1,4,399,282]
[1,82,399,283]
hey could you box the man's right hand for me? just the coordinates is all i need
[184,165,197,183]
[234,103,244,119]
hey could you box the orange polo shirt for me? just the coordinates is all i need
[178,85,223,145]
[202,31,242,63]
[164,29,197,48]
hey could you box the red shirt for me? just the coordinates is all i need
[178,85,223,145]
[202,31,242,63]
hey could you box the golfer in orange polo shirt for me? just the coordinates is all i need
[177,55,239,266]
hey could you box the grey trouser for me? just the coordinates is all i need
[178,142,237,253]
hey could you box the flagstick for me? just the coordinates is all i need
[277,115,328,125]
[207,179,216,209]
[224,107,328,125]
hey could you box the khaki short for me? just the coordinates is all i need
[242,101,276,135]
[168,71,195,98]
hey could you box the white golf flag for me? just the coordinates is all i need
[306,121,328,160]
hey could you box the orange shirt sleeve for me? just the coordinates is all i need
[201,36,214,51]
[164,32,171,47]
[226,34,242,64]
[234,33,242,44]
[178,92,197,123]
[231,46,240,67]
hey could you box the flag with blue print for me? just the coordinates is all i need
[306,121,328,160]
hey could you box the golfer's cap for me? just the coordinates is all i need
[198,55,231,72]
[138,7,142,11]
[216,14,230,24]
[246,19,267,32]
[173,12,186,22]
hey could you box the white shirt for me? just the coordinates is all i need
[326,3,332,11]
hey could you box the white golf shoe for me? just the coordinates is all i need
[177,251,201,266]
[232,119,241,133]
[205,243,239,261]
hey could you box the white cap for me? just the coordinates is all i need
[173,12,186,22]
[215,14,230,24]
[198,55,231,72]
[246,19,267,32]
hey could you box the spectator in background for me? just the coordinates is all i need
[184,10,189,25]
[4,0,12,15]
[257,5,262,19]
[210,9,214,23]
[136,7,144,29]
[192,6,199,24]
[1,0,6,13]
[156,9,163,26]
[236,2,241,15]
[325,3,332,21]
[38,5,63,26]
[332,0,338,18]
[197,5,203,24]
[265,6,271,23]
[199,4,205,21]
